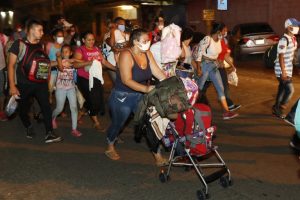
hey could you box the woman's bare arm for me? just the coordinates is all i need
[146,51,166,81]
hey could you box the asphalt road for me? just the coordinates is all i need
[0,55,300,200]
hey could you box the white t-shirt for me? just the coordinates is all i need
[114,29,129,44]
[56,68,75,90]
[196,36,222,62]
[274,33,297,78]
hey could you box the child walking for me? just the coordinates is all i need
[52,44,82,137]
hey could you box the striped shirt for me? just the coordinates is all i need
[274,33,297,77]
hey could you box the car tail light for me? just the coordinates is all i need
[243,38,250,43]
[268,35,280,42]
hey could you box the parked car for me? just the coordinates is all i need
[229,22,279,60]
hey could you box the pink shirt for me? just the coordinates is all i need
[76,46,103,79]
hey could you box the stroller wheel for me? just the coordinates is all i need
[220,176,230,188]
[196,190,208,200]
[159,171,170,183]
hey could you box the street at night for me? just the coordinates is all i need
[1,56,300,200]
[1,0,300,200]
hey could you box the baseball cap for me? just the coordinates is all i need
[285,18,300,28]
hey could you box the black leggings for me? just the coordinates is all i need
[77,76,105,116]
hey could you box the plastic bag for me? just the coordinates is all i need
[5,95,19,117]
[76,86,85,109]
[161,24,182,63]
[228,70,238,86]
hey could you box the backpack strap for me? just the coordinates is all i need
[17,39,27,63]
[192,107,210,133]
[281,35,289,47]
[205,36,211,54]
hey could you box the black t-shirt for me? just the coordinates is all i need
[9,39,44,84]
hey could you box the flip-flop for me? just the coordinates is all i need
[105,150,120,160]
[156,158,169,167]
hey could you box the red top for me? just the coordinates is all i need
[76,46,103,80]
[149,28,160,44]
[217,39,231,61]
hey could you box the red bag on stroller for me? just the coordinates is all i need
[174,103,214,155]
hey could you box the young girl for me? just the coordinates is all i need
[52,44,82,137]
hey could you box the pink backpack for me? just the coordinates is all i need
[161,24,182,63]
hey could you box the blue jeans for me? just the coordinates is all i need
[52,88,78,130]
[196,60,225,100]
[275,77,294,107]
[106,89,142,144]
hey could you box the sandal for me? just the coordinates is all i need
[94,123,107,132]
[105,149,120,160]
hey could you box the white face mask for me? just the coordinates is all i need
[291,27,299,35]
[118,24,125,32]
[56,37,64,44]
[138,41,151,51]
[218,34,223,40]
[223,32,228,38]
[76,40,81,46]
[158,25,164,30]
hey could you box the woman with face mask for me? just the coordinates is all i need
[216,23,241,112]
[149,16,164,44]
[105,28,166,162]
[46,28,65,105]
[110,17,130,63]
[195,22,239,120]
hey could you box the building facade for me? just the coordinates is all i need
[187,0,300,35]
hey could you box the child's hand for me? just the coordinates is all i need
[56,51,62,58]
[68,59,75,63]
[62,59,73,68]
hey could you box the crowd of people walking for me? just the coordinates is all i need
[0,14,300,164]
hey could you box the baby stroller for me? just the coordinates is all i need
[134,76,232,199]
[158,103,232,200]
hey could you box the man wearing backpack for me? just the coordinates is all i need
[7,19,62,143]
[272,18,299,118]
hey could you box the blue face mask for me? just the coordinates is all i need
[118,24,125,32]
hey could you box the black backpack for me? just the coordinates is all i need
[19,40,51,83]
[263,36,289,68]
